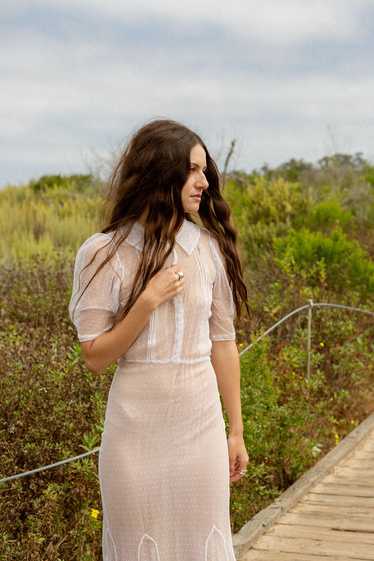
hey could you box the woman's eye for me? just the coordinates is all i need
[190,167,206,173]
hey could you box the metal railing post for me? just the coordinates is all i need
[306,299,313,379]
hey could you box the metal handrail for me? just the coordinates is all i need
[1,300,372,486]
[0,447,101,484]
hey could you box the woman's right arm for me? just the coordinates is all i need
[81,290,156,374]
[69,234,185,374]
[81,264,184,374]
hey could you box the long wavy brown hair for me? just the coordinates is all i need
[74,118,249,323]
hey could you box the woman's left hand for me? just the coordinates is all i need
[227,433,249,483]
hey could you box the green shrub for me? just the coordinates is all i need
[224,176,310,266]
[0,258,113,560]
[274,227,374,296]
[306,199,352,232]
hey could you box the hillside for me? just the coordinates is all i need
[0,154,373,560]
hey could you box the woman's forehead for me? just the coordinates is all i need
[190,143,206,163]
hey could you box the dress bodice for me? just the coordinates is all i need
[68,218,236,365]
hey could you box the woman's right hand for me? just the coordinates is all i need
[142,264,184,309]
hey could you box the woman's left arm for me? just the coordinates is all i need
[211,340,249,483]
[211,340,242,434]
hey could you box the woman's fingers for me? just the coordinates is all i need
[227,437,249,483]
[229,455,239,475]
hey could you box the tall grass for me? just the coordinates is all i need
[0,176,104,266]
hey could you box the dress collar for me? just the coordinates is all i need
[125,218,201,256]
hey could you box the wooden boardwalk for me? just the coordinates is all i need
[233,412,374,561]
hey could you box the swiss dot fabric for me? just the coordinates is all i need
[68,218,238,561]
[68,218,237,362]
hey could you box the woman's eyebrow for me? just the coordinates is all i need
[191,162,207,170]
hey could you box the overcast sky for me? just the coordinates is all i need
[1,1,374,188]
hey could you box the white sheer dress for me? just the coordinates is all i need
[68,217,238,561]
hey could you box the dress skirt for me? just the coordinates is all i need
[98,358,237,561]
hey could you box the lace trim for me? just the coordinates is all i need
[205,524,236,561]
[133,525,236,561]
[102,511,119,561]
[138,533,161,561]
[101,524,236,561]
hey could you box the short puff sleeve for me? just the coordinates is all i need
[68,233,123,342]
[208,234,237,342]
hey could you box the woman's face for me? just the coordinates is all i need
[181,143,209,214]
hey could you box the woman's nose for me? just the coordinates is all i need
[197,173,209,189]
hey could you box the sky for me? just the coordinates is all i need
[1,0,374,188]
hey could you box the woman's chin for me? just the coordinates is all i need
[183,200,200,214]
[190,201,200,209]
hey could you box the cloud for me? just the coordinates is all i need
[4,0,366,42]
[1,1,374,186]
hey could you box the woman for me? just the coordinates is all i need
[68,118,249,561]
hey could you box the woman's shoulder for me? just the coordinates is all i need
[73,231,126,284]
[73,232,121,273]
[76,231,114,255]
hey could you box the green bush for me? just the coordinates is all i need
[306,199,352,232]
[274,227,374,296]
[224,176,310,267]
[0,258,113,559]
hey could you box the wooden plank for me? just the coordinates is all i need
[354,438,374,449]
[292,502,374,517]
[323,474,374,486]
[279,511,374,532]
[357,442,374,452]
[268,523,374,544]
[351,451,374,459]
[335,466,374,472]
[331,466,374,478]
[359,448,374,455]
[312,482,374,497]
[341,459,374,468]
[303,492,374,507]
[244,550,362,561]
[253,535,374,559]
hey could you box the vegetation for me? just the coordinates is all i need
[1,154,373,559]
